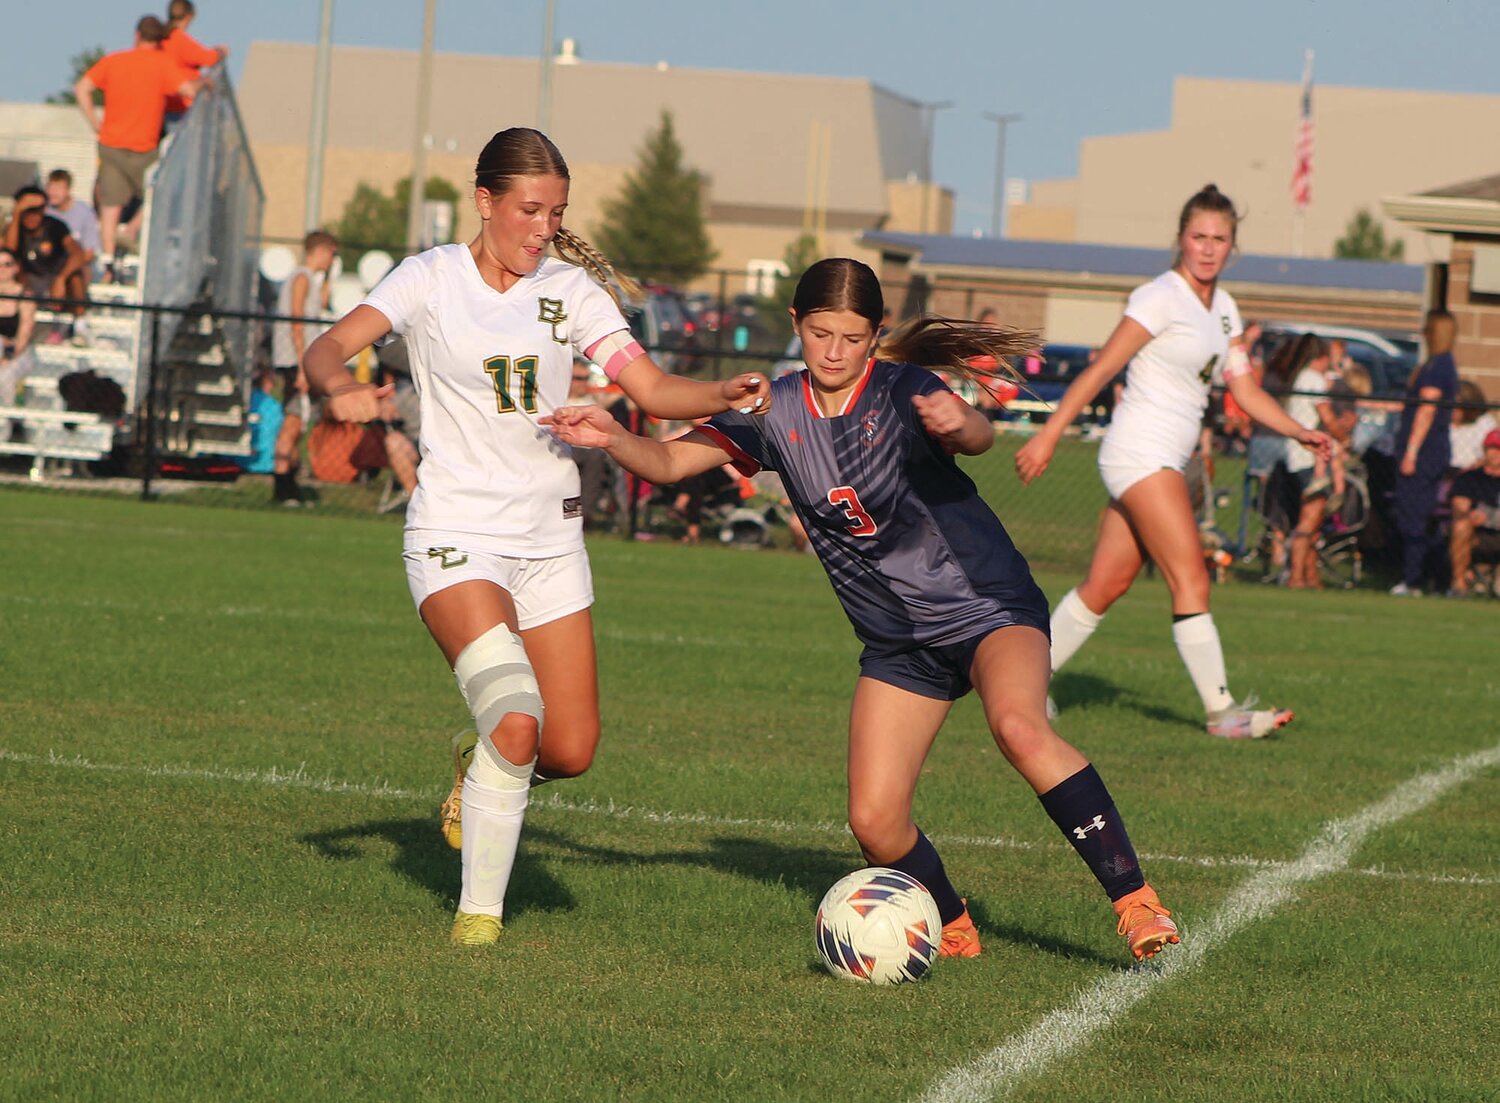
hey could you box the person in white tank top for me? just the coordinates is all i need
[302,128,769,947]
[269,230,337,505]
[1014,184,1332,741]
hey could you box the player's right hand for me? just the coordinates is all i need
[1014,433,1055,485]
[544,404,619,449]
[325,382,393,423]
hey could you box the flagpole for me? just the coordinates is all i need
[1292,48,1314,257]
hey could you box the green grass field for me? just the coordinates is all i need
[2,466,1496,1102]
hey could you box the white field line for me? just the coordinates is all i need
[918,740,1500,1103]
[1,749,1495,890]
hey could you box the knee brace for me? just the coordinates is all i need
[453,624,544,747]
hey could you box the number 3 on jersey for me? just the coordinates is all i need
[828,485,877,536]
[483,354,540,414]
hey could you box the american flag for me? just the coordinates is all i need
[1291,50,1315,210]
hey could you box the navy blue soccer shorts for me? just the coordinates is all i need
[858,614,1051,701]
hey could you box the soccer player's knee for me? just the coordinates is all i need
[991,709,1050,762]
[846,797,903,854]
[454,623,544,757]
[539,739,596,779]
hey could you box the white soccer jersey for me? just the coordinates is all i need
[362,246,630,556]
[1101,270,1244,470]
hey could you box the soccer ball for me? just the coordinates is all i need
[815,867,942,984]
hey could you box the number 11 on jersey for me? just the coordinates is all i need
[483,354,540,414]
[828,485,877,536]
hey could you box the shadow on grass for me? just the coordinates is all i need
[298,816,575,920]
[1049,670,1197,729]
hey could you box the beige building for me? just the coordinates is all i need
[1008,77,1500,265]
[1386,175,1500,397]
[236,42,951,292]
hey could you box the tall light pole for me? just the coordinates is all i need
[304,0,334,230]
[405,0,437,253]
[916,98,953,234]
[983,111,1021,238]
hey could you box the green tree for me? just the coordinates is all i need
[330,175,460,254]
[1333,208,1405,261]
[45,47,105,106]
[594,111,716,284]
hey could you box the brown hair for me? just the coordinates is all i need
[137,15,168,43]
[1172,183,1240,266]
[1424,309,1456,357]
[791,258,1033,399]
[167,0,195,25]
[1455,378,1486,426]
[303,230,338,253]
[474,127,640,306]
[1263,332,1327,395]
[46,168,73,186]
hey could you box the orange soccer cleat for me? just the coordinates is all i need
[1113,883,1180,961]
[939,903,983,958]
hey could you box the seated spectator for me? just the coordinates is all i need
[1448,429,1500,598]
[0,248,38,404]
[244,367,284,474]
[44,169,101,293]
[163,0,228,128]
[1448,379,1497,473]
[2,187,88,340]
[375,337,419,512]
[565,356,616,528]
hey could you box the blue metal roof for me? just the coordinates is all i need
[860,231,1425,294]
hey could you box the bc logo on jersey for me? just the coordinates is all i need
[538,298,568,344]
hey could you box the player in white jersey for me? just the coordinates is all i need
[302,128,771,946]
[1015,184,1331,740]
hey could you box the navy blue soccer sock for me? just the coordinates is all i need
[886,829,966,925]
[1038,764,1146,902]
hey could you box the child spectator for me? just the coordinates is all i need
[162,0,228,126]
[44,170,101,293]
[269,230,337,505]
[1448,379,1497,472]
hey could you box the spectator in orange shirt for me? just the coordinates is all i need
[72,16,203,281]
[162,0,229,125]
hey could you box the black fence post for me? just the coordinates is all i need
[140,309,162,501]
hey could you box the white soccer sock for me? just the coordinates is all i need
[1050,588,1105,673]
[458,739,535,918]
[1172,613,1235,715]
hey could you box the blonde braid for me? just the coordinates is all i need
[552,227,643,309]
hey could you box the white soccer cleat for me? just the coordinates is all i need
[1206,697,1294,740]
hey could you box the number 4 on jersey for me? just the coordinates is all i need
[828,485,877,536]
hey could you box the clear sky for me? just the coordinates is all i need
[8,0,1499,236]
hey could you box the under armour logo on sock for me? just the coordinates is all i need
[1073,815,1107,840]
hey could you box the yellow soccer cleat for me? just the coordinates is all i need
[440,728,479,850]
[451,911,502,946]
[1113,883,1180,961]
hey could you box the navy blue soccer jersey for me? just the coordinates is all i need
[698,361,1048,652]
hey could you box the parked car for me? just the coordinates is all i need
[626,283,703,374]
[1256,322,1416,398]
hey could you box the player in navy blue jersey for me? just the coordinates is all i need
[548,258,1180,962]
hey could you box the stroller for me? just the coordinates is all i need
[1250,460,1370,588]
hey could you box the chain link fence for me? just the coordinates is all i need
[4,283,1498,591]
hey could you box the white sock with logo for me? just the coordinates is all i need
[1172,613,1235,715]
[458,737,535,918]
[1050,588,1104,673]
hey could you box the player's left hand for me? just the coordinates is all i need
[912,391,968,441]
[720,373,771,415]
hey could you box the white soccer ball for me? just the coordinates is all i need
[815,867,942,984]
